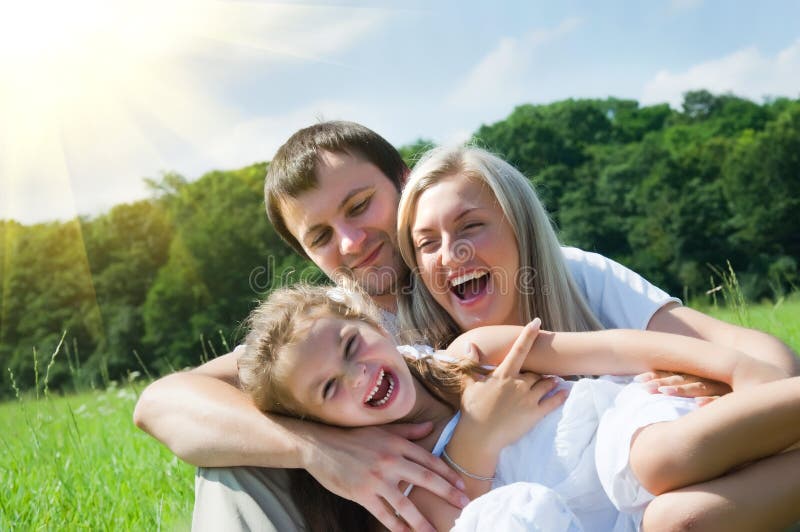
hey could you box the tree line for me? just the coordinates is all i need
[2,90,798,396]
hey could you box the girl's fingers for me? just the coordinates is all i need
[537,388,568,412]
[496,318,541,377]
[518,372,544,386]
[529,375,558,399]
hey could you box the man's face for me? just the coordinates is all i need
[280,151,403,308]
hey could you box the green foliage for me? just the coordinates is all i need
[475,92,799,302]
[398,138,436,168]
[2,91,799,394]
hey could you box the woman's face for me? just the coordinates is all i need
[280,317,418,427]
[410,174,522,330]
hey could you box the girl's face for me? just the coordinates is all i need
[411,174,522,330]
[281,316,417,427]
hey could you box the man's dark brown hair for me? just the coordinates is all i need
[264,121,409,257]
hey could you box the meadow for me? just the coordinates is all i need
[1,296,799,530]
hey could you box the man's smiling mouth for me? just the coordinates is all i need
[352,242,384,269]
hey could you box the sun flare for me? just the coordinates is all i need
[0,0,383,223]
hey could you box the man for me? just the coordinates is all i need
[135,122,469,532]
[134,121,799,531]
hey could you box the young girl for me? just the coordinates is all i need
[238,283,800,532]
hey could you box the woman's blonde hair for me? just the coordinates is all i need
[397,145,602,348]
[238,282,485,420]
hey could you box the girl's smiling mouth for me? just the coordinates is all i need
[364,368,397,408]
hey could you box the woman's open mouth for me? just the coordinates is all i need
[364,368,396,408]
[449,270,490,303]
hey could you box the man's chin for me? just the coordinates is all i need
[359,277,397,297]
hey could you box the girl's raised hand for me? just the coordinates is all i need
[458,320,568,454]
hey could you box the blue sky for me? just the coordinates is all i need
[1,0,799,224]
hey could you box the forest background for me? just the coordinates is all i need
[2,89,799,397]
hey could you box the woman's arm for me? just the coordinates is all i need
[647,303,800,376]
[445,323,789,390]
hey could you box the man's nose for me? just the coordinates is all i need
[337,225,367,255]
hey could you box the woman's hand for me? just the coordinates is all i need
[301,422,469,532]
[458,320,568,455]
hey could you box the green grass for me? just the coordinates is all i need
[1,294,798,530]
[0,378,194,530]
[699,293,800,355]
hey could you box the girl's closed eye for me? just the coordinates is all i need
[323,378,337,400]
[345,334,358,359]
[323,332,360,400]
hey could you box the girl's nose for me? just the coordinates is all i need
[346,362,368,389]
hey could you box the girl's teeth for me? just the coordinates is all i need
[365,369,385,402]
[374,377,394,406]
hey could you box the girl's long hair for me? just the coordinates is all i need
[397,145,602,348]
[238,282,487,530]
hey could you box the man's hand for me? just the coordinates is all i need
[301,422,468,532]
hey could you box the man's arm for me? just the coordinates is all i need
[133,351,468,532]
[133,353,304,467]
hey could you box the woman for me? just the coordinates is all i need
[394,144,800,529]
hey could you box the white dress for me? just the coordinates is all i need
[398,346,698,532]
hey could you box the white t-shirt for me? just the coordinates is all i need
[562,247,680,331]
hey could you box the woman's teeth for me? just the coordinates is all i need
[449,270,488,287]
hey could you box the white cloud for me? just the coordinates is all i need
[447,18,582,110]
[641,39,800,108]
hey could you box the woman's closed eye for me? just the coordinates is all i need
[461,221,483,231]
[415,238,438,252]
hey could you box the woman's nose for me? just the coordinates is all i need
[441,237,471,269]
